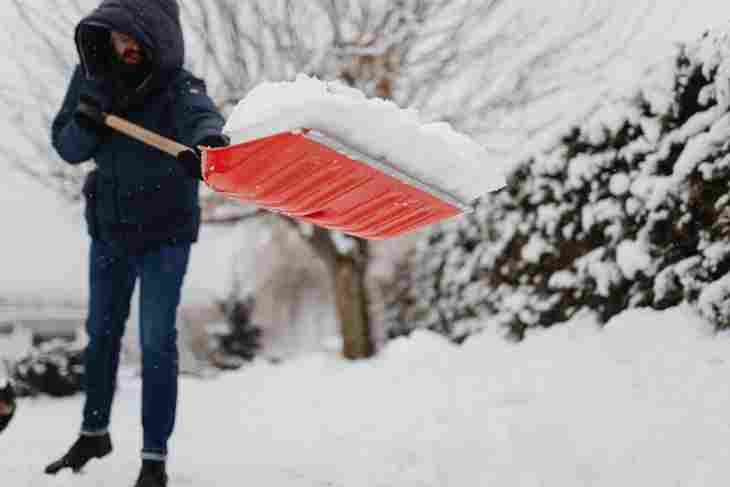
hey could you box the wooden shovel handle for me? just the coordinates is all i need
[104,113,193,158]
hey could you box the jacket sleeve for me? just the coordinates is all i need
[172,75,226,148]
[51,65,102,164]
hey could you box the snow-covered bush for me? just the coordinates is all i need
[386,29,730,340]
[12,339,84,397]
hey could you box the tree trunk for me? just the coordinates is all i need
[307,226,373,359]
[334,252,373,359]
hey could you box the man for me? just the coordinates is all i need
[45,1,228,486]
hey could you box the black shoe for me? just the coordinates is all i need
[134,460,168,487]
[44,433,112,474]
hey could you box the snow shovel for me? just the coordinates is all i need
[104,114,474,239]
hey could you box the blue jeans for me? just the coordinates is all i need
[81,239,191,461]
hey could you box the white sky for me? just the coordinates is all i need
[665,0,730,40]
[0,1,726,99]
[0,1,727,54]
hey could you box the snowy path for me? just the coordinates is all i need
[4,305,730,486]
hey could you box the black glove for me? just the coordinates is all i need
[176,134,230,180]
[197,134,230,150]
[74,81,113,135]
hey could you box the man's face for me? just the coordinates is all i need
[111,31,143,65]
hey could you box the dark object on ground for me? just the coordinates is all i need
[13,340,84,398]
[210,297,261,370]
[0,380,16,434]
[45,433,113,474]
[220,300,262,361]
[135,460,168,487]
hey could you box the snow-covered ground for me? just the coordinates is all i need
[4,305,730,486]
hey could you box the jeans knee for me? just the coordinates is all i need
[141,328,178,358]
[86,312,126,341]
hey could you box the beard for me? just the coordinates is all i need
[111,49,151,89]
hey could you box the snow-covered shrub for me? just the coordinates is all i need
[12,339,84,397]
[386,29,730,339]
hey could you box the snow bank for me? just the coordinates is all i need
[5,305,730,486]
[224,74,506,203]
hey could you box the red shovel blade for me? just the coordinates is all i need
[201,131,465,239]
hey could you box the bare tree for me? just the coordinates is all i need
[1,0,660,358]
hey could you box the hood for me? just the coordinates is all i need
[75,0,184,86]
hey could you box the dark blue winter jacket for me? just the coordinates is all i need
[52,0,225,251]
